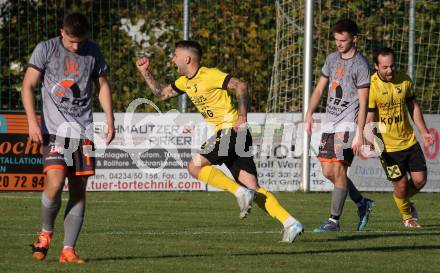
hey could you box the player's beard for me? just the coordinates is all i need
[379,70,393,81]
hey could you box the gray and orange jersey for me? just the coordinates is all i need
[320,51,370,133]
[28,37,108,139]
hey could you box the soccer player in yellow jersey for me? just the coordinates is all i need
[136,40,303,242]
[367,47,434,228]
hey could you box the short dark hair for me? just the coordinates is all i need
[374,47,394,65]
[62,12,90,38]
[332,19,359,37]
[175,40,203,60]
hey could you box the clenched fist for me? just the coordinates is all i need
[136,57,150,73]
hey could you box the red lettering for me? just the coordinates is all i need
[0,142,12,153]
[12,142,24,154]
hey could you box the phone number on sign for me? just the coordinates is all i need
[0,174,45,190]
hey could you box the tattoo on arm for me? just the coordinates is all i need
[228,77,248,117]
[159,85,180,100]
[238,91,249,115]
[142,70,163,96]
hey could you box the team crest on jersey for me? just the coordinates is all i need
[187,84,198,94]
[386,165,402,179]
[395,86,402,94]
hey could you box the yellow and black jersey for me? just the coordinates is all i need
[368,71,417,152]
[172,66,238,131]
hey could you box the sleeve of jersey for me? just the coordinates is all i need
[320,57,330,78]
[210,68,231,89]
[368,83,376,112]
[27,42,47,73]
[405,78,415,102]
[171,77,186,95]
[92,45,109,78]
[355,61,371,89]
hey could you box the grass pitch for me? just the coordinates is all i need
[1,191,439,273]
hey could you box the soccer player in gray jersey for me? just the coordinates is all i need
[305,19,374,232]
[22,13,115,263]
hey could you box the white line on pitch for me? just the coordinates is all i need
[0,195,127,203]
[1,230,434,237]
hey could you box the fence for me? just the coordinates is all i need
[1,0,439,113]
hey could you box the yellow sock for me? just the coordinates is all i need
[254,187,291,224]
[392,193,412,220]
[198,165,240,194]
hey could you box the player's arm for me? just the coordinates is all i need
[352,87,369,155]
[304,76,328,135]
[95,75,115,145]
[21,67,43,144]
[136,57,181,101]
[227,77,248,130]
[364,111,376,145]
[407,98,433,147]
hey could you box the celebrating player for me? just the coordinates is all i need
[305,19,374,232]
[22,12,115,263]
[136,40,304,243]
[367,47,433,228]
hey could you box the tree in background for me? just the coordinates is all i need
[1,0,438,113]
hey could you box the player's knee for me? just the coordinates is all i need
[44,185,63,200]
[322,168,335,181]
[187,160,200,178]
[412,177,427,190]
[43,189,62,202]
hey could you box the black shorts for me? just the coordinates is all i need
[379,142,427,181]
[317,132,354,166]
[43,134,95,176]
[200,128,258,182]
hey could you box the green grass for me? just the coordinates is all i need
[1,192,439,273]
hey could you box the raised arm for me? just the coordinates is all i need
[227,77,248,130]
[95,75,115,144]
[407,98,433,147]
[305,76,328,135]
[136,57,181,101]
[21,67,43,144]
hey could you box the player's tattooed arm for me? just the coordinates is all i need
[158,85,181,101]
[141,70,163,96]
[136,57,179,100]
[227,77,249,130]
[142,73,179,100]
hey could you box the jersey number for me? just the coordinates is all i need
[201,110,214,118]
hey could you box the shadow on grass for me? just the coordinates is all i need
[88,244,440,262]
[309,231,440,242]
[418,224,440,229]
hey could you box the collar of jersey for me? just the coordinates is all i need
[339,49,357,60]
[376,71,393,83]
[58,36,87,55]
[187,66,202,80]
